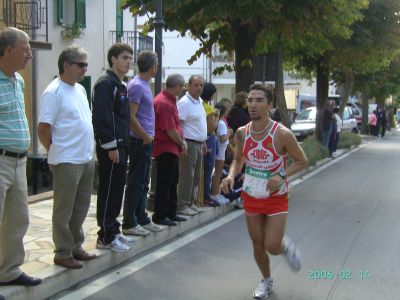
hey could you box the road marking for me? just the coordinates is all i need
[58,209,244,300]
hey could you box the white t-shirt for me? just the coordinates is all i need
[335,113,343,133]
[177,92,207,142]
[216,119,229,160]
[39,78,94,165]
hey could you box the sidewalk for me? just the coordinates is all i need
[0,197,235,300]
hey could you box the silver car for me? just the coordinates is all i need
[291,106,358,140]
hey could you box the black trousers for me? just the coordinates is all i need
[96,144,128,244]
[152,152,179,221]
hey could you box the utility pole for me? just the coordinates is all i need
[148,0,164,210]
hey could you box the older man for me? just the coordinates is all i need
[0,27,41,286]
[176,75,208,215]
[152,74,188,226]
[38,46,95,269]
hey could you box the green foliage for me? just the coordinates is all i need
[62,22,85,39]
[300,136,329,166]
[338,132,362,149]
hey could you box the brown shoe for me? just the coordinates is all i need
[54,257,83,269]
[73,250,97,261]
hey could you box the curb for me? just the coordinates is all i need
[0,204,236,300]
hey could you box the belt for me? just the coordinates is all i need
[0,149,28,158]
[185,139,204,145]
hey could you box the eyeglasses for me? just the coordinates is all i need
[71,62,88,69]
[246,97,268,104]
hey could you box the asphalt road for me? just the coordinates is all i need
[57,131,400,300]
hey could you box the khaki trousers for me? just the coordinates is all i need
[0,156,29,282]
[177,141,203,210]
[50,160,95,259]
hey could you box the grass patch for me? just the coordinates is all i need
[338,132,362,149]
[299,136,329,166]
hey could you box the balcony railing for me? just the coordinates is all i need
[110,30,153,60]
[0,0,51,49]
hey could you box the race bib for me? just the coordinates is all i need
[243,166,271,199]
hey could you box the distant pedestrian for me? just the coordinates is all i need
[0,27,41,286]
[152,74,188,226]
[227,92,250,133]
[122,51,162,236]
[332,107,342,157]
[378,107,387,138]
[92,43,135,252]
[201,82,219,207]
[38,45,96,269]
[320,100,334,148]
[368,111,377,136]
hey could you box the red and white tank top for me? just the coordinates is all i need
[242,121,288,199]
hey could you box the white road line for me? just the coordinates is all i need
[58,210,244,300]
[59,140,370,300]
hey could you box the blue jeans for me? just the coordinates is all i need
[322,124,332,148]
[122,137,152,229]
[204,135,217,199]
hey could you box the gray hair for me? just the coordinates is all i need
[0,27,29,57]
[166,74,185,88]
[137,50,158,72]
[58,45,88,74]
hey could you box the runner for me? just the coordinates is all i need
[221,84,308,299]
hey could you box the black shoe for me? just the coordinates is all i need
[170,215,187,222]
[0,272,42,286]
[153,217,177,226]
[0,295,4,300]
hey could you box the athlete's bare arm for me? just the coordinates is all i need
[221,126,246,193]
[266,125,308,192]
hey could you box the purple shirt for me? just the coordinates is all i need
[127,75,155,138]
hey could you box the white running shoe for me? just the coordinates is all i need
[142,222,163,232]
[122,225,151,236]
[190,205,205,213]
[282,236,302,272]
[252,277,273,299]
[116,233,135,245]
[96,236,130,252]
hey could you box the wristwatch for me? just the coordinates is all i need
[277,169,286,180]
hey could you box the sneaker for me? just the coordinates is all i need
[218,194,230,204]
[122,225,151,237]
[177,207,198,216]
[190,205,205,213]
[116,233,135,245]
[282,236,302,272]
[96,237,130,252]
[142,222,163,232]
[235,197,243,209]
[252,277,273,299]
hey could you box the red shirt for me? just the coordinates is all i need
[153,90,183,157]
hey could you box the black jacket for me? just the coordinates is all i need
[227,105,251,133]
[92,70,130,149]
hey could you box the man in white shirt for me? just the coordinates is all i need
[177,75,207,215]
[38,46,96,269]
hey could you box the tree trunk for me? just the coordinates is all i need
[275,43,290,128]
[315,55,330,142]
[338,70,354,117]
[233,22,257,92]
[361,92,370,134]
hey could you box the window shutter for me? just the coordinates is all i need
[57,0,64,25]
[75,0,86,28]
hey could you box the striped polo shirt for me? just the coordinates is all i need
[0,70,30,152]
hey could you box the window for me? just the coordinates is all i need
[116,0,123,41]
[56,0,85,28]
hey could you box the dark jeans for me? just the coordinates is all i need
[204,134,217,200]
[322,125,332,149]
[122,137,152,229]
[152,152,179,221]
[96,144,128,244]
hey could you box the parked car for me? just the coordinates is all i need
[291,106,358,140]
[347,103,362,127]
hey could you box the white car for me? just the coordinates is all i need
[291,107,358,140]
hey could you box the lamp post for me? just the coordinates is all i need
[147,0,164,211]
